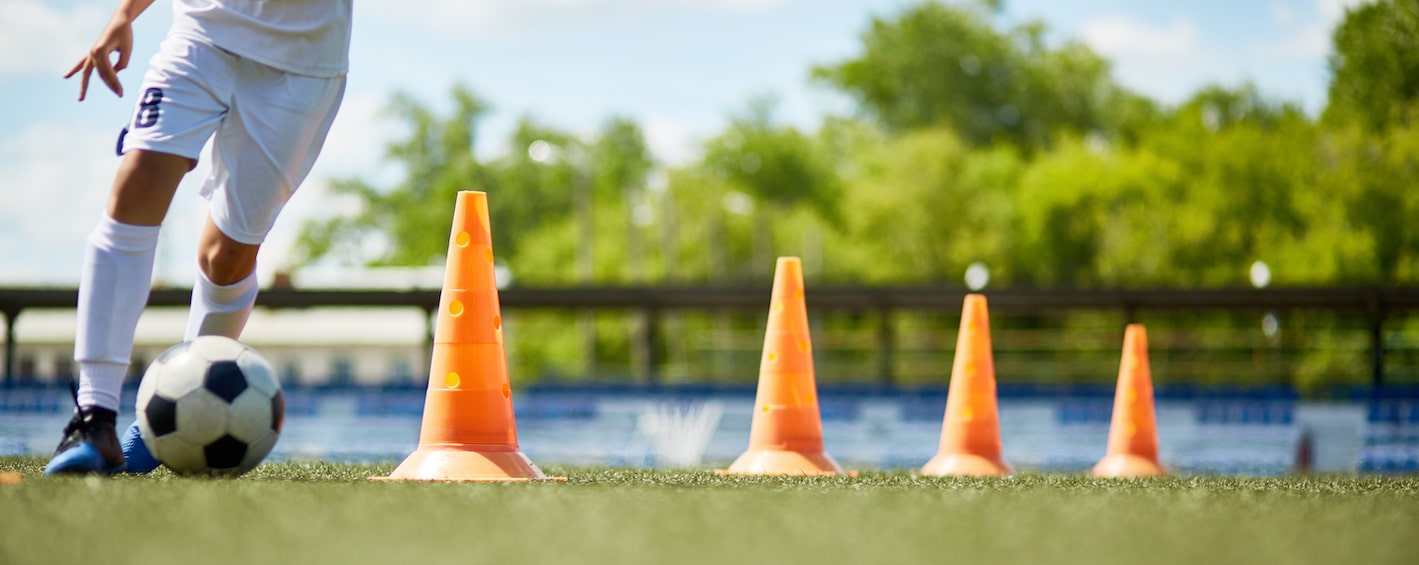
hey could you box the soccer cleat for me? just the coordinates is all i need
[120,421,161,474]
[44,406,127,475]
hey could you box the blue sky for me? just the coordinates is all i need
[0,0,1365,285]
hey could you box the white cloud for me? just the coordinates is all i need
[0,121,221,285]
[1272,3,1295,25]
[0,1,107,76]
[1082,16,1199,60]
[1258,25,1331,59]
[1259,0,1375,60]
[1077,15,1248,105]
[0,123,119,283]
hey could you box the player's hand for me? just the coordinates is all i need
[64,17,135,101]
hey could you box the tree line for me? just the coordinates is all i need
[292,0,1419,389]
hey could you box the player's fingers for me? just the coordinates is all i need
[78,64,92,101]
[96,56,123,97]
[115,48,131,72]
[64,58,85,79]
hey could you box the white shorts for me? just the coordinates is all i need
[119,35,346,245]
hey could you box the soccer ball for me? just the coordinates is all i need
[135,336,284,476]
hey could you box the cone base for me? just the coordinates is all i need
[1091,453,1166,478]
[920,452,1012,477]
[718,448,845,476]
[373,445,566,482]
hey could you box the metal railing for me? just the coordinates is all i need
[4,285,1417,386]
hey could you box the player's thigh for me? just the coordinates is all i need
[110,37,234,224]
[108,150,194,225]
[203,70,345,245]
[120,36,233,162]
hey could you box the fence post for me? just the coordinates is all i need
[877,305,895,387]
[2,307,17,385]
[422,304,436,384]
[1368,290,1385,389]
[632,307,661,385]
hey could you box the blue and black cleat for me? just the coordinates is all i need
[119,421,161,474]
[44,406,127,475]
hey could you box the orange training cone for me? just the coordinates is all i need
[377,191,561,481]
[921,294,1011,476]
[721,257,844,475]
[1092,324,1166,478]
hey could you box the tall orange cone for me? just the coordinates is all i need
[921,294,1011,476]
[377,191,562,481]
[721,257,844,475]
[1092,324,1166,477]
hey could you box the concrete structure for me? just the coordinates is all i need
[8,307,428,386]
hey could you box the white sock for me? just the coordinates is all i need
[75,216,161,411]
[77,362,128,412]
[184,269,259,341]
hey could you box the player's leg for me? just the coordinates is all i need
[49,36,233,475]
[182,59,346,342]
[120,215,259,474]
[47,150,192,476]
[183,217,261,341]
[123,54,345,474]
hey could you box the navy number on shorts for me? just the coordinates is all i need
[135,88,164,128]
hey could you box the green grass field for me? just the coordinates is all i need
[3,456,1417,564]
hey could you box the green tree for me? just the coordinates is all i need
[1322,0,1419,283]
[812,1,1152,151]
[294,85,494,267]
[294,87,658,286]
[701,97,841,279]
[1320,124,1419,282]
[590,118,654,282]
[818,124,1022,284]
[1324,0,1419,131]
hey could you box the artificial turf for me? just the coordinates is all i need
[2,456,1417,564]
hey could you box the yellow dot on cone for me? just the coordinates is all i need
[1125,422,1137,437]
[773,300,784,313]
[762,404,770,413]
[767,351,778,362]
[445,372,461,389]
[797,340,810,353]
[959,408,974,422]
[455,231,471,246]
[449,300,464,316]
[485,248,495,264]
[803,393,814,405]
[1125,389,1138,404]
[965,362,976,376]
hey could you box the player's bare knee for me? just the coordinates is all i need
[198,239,259,285]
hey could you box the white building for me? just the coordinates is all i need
[6,267,454,386]
[10,306,430,386]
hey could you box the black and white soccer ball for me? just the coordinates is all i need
[135,336,284,476]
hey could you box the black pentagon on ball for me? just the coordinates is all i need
[146,394,179,436]
[204,435,248,469]
[271,390,284,433]
[204,360,248,403]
